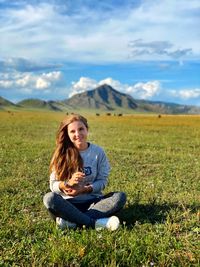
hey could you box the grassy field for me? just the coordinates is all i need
[0,110,199,266]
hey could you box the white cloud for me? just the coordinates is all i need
[16,74,32,87]
[126,81,161,99]
[42,71,61,81]
[171,88,200,99]
[0,71,62,92]
[0,80,13,88]
[36,78,50,89]
[69,77,98,97]
[99,78,122,91]
[70,77,161,100]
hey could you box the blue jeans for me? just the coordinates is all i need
[43,191,126,228]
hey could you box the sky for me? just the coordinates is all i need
[0,0,200,106]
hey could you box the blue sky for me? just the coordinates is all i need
[0,0,200,105]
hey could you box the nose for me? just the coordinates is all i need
[75,130,81,137]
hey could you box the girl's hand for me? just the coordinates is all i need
[67,171,85,186]
[66,184,92,196]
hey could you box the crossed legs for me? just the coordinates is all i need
[43,191,126,228]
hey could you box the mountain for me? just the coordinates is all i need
[63,84,137,110]
[63,84,200,114]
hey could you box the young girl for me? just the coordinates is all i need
[43,114,126,230]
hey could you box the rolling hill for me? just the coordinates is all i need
[0,96,17,109]
[17,99,63,111]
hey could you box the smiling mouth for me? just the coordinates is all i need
[75,138,83,141]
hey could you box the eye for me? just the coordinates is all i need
[79,127,84,131]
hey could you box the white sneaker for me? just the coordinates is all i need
[95,216,120,231]
[56,217,77,230]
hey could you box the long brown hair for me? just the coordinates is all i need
[50,114,88,181]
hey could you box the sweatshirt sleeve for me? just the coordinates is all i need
[49,170,62,194]
[91,149,110,193]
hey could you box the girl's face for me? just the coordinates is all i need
[67,120,88,150]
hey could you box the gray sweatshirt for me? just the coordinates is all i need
[49,143,110,202]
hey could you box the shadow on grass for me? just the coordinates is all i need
[117,202,199,227]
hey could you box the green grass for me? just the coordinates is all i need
[0,111,199,266]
